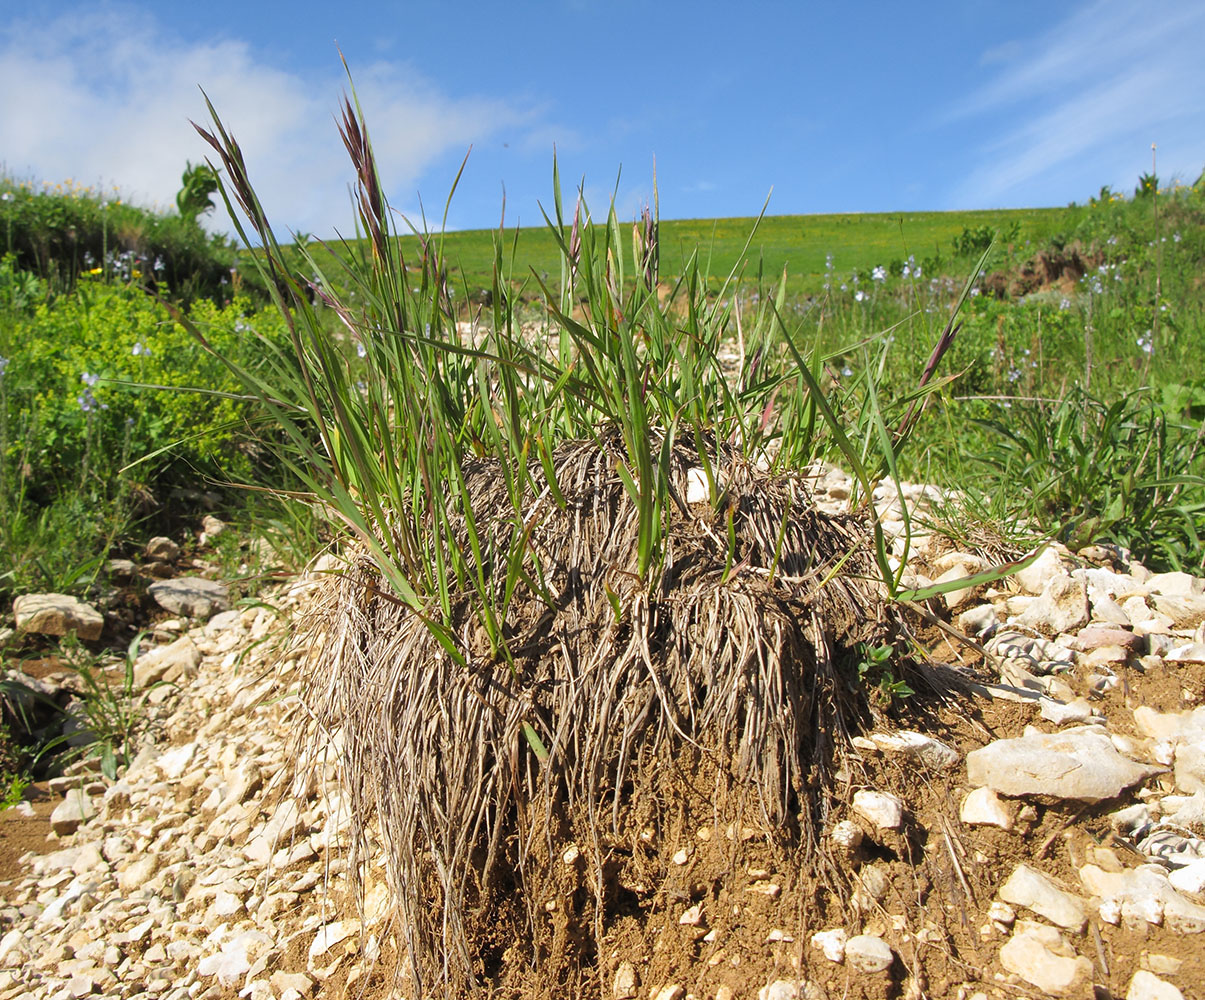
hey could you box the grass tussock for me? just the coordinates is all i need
[303,436,893,994]
[190,72,981,995]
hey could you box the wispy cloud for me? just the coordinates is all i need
[0,4,539,236]
[945,0,1205,206]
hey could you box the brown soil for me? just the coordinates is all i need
[0,782,55,886]
[981,241,1103,300]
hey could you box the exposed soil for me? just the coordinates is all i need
[0,784,53,886]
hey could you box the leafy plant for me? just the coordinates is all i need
[176,161,219,223]
[855,642,914,705]
[45,631,162,780]
[972,387,1205,571]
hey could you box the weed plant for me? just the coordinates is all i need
[43,631,160,780]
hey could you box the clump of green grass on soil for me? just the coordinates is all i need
[191,78,994,996]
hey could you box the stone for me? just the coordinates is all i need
[148,577,229,619]
[269,972,313,998]
[958,603,997,637]
[998,864,1087,930]
[1152,594,1205,630]
[200,515,227,543]
[998,920,1093,996]
[810,928,847,963]
[1078,864,1205,932]
[1127,970,1184,1000]
[145,536,180,562]
[1039,697,1099,726]
[1015,546,1067,595]
[133,636,202,688]
[844,934,893,974]
[988,900,1016,927]
[1143,955,1183,976]
[612,960,639,999]
[117,855,158,893]
[205,609,242,635]
[1174,740,1205,794]
[1076,626,1143,652]
[829,820,863,853]
[13,593,104,641]
[308,920,357,961]
[759,981,800,1000]
[852,790,904,829]
[959,787,1014,830]
[50,788,96,836]
[651,986,683,1000]
[1167,643,1205,664]
[1017,574,1090,637]
[154,741,196,780]
[1134,706,1205,742]
[966,727,1162,802]
[868,731,959,771]
[934,564,982,611]
[107,558,138,582]
[197,937,252,987]
[1147,572,1205,597]
[685,467,709,504]
[1168,859,1205,894]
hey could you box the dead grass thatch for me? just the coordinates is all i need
[295,434,900,996]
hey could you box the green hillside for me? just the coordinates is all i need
[392,206,1082,296]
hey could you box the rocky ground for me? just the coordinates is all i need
[2,472,1205,1000]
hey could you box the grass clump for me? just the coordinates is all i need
[191,80,981,996]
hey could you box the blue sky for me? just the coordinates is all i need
[3,1,1204,237]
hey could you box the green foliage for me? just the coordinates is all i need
[191,85,982,696]
[971,388,1205,571]
[1135,172,1159,199]
[47,632,160,779]
[953,221,1019,257]
[0,174,237,303]
[0,254,46,315]
[0,280,290,599]
[855,642,914,705]
[0,721,30,810]
[176,162,219,223]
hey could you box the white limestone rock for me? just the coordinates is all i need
[14,593,104,641]
[998,864,1087,930]
[852,789,904,830]
[966,727,1162,802]
[959,787,1015,831]
[844,934,893,974]
[998,920,1093,996]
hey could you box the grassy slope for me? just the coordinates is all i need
[389,206,1082,296]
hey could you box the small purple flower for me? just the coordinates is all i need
[132,342,151,357]
[81,372,100,387]
[0,355,8,376]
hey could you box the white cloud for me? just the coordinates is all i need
[0,4,537,237]
[945,0,1205,206]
